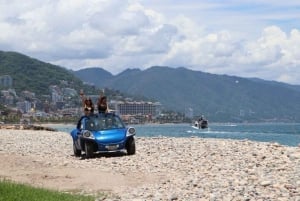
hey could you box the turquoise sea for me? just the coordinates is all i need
[52,123,300,147]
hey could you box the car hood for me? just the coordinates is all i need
[93,128,126,143]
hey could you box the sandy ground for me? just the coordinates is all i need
[1,129,300,200]
[0,129,160,199]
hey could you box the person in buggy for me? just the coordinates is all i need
[97,90,109,113]
[79,90,94,116]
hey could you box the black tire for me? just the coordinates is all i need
[73,142,81,157]
[85,141,94,158]
[126,137,136,155]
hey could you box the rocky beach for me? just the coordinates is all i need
[0,129,300,201]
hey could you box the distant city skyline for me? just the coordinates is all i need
[0,0,300,84]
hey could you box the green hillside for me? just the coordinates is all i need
[0,51,95,97]
[0,51,149,113]
[2,50,300,122]
[73,67,113,86]
[75,66,300,122]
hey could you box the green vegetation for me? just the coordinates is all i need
[0,51,146,104]
[80,66,300,122]
[2,50,300,122]
[0,51,97,98]
[0,180,95,201]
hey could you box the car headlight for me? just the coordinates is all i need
[83,130,94,138]
[126,127,136,136]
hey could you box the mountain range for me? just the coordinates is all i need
[74,67,300,122]
[1,50,300,122]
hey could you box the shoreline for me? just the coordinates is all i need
[2,122,299,148]
[0,129,300,200]
[0,123,57,131]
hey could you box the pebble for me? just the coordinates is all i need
[0,130,299,200]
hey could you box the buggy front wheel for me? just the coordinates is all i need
[73,142,81,157]
[85,141,94,158]
[126,137,136,155]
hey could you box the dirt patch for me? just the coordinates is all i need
[0,153,159,197]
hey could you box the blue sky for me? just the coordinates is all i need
[0,0,300,84]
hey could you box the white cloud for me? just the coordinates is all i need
[0,0,300,84]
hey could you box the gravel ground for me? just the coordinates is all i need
[0,129,300,201]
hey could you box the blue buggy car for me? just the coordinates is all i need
[70,113,136,158]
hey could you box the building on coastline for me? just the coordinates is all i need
[114,101,161,116]
[16,100,32,113]
[0,75,13,87]
[185,107,194,119]
[111,101,161,123]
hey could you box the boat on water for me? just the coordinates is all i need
[192,116,208,129]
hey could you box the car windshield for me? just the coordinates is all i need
[85,114,125,131]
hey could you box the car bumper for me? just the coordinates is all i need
[97,141,126,152]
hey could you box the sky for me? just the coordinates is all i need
[0,0,300,84]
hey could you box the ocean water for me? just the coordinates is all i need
[53,123,300,147]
